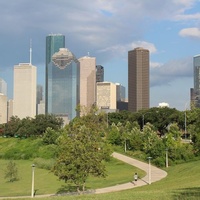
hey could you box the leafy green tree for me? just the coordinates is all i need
[42,127,60,145]
[53,124,111,192]
[3,116,21,137]
[4,160,19,182]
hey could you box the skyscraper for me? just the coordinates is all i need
[46,47,80,121]
[192,55,200,107]
[128,47,149,112]
[0,78,7,96]
[13,63,37,119]
[79,56,96,109]
[96,65,104,82]
[45,34,65,114]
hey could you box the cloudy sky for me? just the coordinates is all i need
[1,0,200,111]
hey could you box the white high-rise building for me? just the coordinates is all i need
[0,78,7,96]
[0,93,7,124]
[13,63,37,119]
[79,56,96,109]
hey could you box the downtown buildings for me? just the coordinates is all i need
[128,47,150,112]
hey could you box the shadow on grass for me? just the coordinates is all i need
[173,187,200,200]
[55,185,95,196]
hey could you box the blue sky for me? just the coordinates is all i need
[0,0,200,111]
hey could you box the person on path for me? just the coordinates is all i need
[133,172,138,185]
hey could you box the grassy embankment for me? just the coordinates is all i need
[0,138,145,197]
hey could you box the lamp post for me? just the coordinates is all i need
[165,148,168,168]
[184,101,190,140]
[31,164,35,198]
[142,112,151,130]
[147,157,152,184]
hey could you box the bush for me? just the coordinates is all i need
[33,158,55,170]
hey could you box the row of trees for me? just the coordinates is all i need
[0,114,63,138]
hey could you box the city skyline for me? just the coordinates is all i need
[1,1,200,110]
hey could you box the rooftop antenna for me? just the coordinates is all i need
[29,39,32,65]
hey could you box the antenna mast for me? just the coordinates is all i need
[30,39,32,65]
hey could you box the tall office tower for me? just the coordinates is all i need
[46,47,80,121]
[96,65,104,82]
[128,47,149,112]
[0,93,7,124]
[116,83,126,102]
[96,82,117,111]
[193,55,200,107]
[7,99,13,121]
[13,63,37,119]
[36,85,43,115]
[45,34,65,114]
[0,78,7,96]
[79,56,96,110]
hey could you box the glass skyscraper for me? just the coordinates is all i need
[45,34,80,121]
[193,55,200,107]
[45,34,65,113]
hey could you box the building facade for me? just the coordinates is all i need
[45,34,65,114]
[0,93,7,124]
[79,56,96,110]
[0,78,7,96]
[13,63,37,119]
[46,47,80,121]
[96,82,117,111]
[128,47,149,112]
[96,65,104,82]
[192,55,200,107]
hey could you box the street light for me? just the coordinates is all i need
[184,101,190,140]
[142,112,151,130]
[31,164,35,198]
[147,157,152,185]
[165,148,168,168]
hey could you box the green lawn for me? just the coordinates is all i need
[4,159,200,200]
[0,158,145,197]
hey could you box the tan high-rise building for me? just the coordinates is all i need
[0,93,7,124]
[96,82,117,111]
[13,63,37,119]
[128,47,149,112]
[79,56,96,109]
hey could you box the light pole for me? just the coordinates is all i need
[142,112,151,130]
[147,157,152,184]
[184,101,190,140]
[31,164,35,198]
[165,148,168,168]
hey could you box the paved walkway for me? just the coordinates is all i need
[0,152,167,199]
[95,152,167,194]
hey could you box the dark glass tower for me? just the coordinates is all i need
[45,34,65,114]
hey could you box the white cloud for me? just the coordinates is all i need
[179,27,200,38]
[150,62,163,68]
[150,57,193,87]
[130,41,157,54]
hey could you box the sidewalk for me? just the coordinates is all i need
[95,152,167,194]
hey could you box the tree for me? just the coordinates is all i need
[4,160,19,182]
[52,124,111,192]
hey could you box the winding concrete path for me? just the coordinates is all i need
[0,152,167,199]
[95,152,167,194]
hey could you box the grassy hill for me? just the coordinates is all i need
[1,138,200,200]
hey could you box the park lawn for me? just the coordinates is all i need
[0,158,145,197]
[8,159,200,200]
